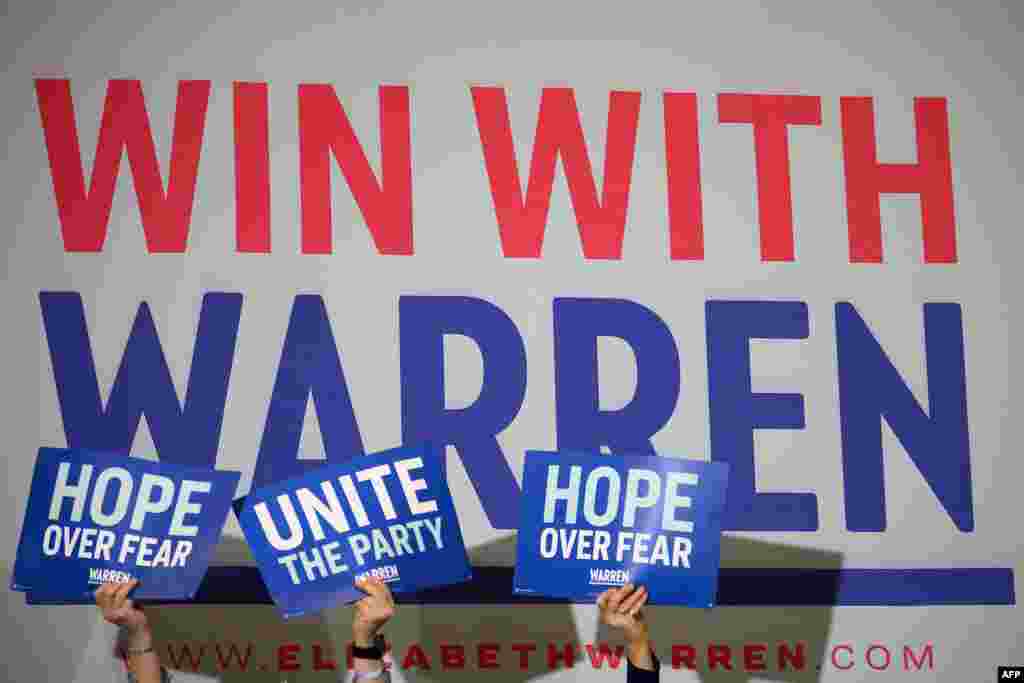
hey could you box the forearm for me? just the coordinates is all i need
[352,656,384,675]
[627,636,655,671]
[350,658,388,681]
[349,577,395,681]
[625,634,660,682]
[349,628,388,681]
[353,632,384,675]
[119,626,164,683]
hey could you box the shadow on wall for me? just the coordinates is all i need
[143,535,341,683]
[638,534,843,683]
[404,533,584,683]
[142,533,841,682]
[401,534,842,683]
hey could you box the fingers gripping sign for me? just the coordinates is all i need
[353,576,395,646]
[95,579,147,632]
[598,583,649,641]
[598,583,657,673]
[619,583,649,617]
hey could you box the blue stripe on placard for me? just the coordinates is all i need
[33,566,1008,607]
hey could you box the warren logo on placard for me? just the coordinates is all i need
[12,448,240,601]
[235,442,471,618]
[514,451,729,607]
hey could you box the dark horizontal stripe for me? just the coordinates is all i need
[27,566,1014,607]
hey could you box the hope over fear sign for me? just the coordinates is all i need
[236,443,471,618]
[12,448,240,601]
[514,451,729,606]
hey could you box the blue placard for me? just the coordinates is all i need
[235,442,472,619]
[513,451,729,607]
[12,448,241,602]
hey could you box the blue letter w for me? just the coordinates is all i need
[40,292,242,468]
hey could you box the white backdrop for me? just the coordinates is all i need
[1,1,1021,680]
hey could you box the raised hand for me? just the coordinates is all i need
[597,583,655,671]
[352,576,396,647]
[95,580,148,635]
[95,580,164,683]
[598,583,648,640]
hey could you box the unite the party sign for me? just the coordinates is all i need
[236,442,471,618]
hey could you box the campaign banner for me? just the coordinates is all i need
[235,442,472,618]
[12,448,241,601]
[514,451,729,607]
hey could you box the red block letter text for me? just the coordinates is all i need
[718,93,822,261]
[36,79,210,252]
[472,87,641,259]
[665,92,705,260]
[298,84,413,255]
[234,82,271,253]
[840,97,957,263]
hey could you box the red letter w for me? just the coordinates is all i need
[472,87,641,259]
[36,79,210,252]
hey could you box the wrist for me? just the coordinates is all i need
[627,636,655,671]
[627,635,651,655]
[352,628,378,648]
[121,624,153,652]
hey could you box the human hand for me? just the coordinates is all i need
[598,584,655,670]
[352,576,396,647]
[95,580,150,649]
[597,583,650,644]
